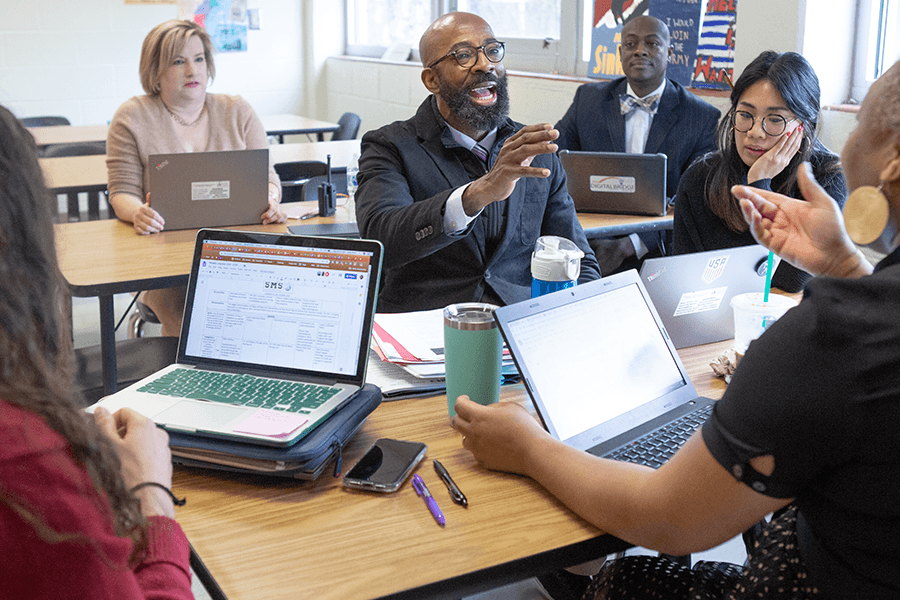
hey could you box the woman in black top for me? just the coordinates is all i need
[673,51,847,292]
[450,59,900,599]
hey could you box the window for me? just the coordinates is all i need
[852,0,900,101]
[345,0,589,75]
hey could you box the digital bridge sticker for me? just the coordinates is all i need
[589,175,636,194]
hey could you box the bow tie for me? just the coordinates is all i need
[620,93,660,116]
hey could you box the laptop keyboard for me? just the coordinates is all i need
[604,403,713,469]
[138,368,341,413]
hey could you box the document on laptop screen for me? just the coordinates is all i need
[505,283,685,442]
[183,240,374,376]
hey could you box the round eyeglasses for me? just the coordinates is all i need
[732,111,798,136]
[428,41,506,69]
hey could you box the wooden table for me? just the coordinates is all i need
[173,339,732,600]
[39,140,362,196]
[28,115,339,148]
[55,200,678,395]
[260,114,340,142]
[55,220,297,394]
[577,206,673,239]
[27,123,110,148]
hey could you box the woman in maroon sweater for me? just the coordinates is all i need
[0,105,193,599]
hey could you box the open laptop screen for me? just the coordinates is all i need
[497,275,690,450]
[180,234,380,383]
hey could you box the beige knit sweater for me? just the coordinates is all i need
[106,93,280,201]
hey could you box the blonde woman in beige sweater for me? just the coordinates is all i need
[107,19,285,336]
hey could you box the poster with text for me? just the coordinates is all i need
[587,0,648,79]
[588,0,734,92]
[691,0,736,90]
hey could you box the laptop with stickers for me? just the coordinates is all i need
[559,150,667,216]
[88,229,383,447]
[148,149,269,231]
[639,245,779,349]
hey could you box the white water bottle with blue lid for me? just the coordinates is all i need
[531,235,583,297]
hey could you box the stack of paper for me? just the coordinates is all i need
[367,309,518,398]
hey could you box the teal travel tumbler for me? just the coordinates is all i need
[443,303,502,417]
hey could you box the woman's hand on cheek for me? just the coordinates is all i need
[450,396,550,476]
[747,124,804,184]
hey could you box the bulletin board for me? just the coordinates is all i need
[178,0,249,52]
[588,0,737,91]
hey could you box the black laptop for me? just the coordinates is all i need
[559,150,667,216]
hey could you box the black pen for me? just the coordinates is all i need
[433,459,467,507]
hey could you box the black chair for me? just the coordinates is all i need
[41,141,109,222]
[275,160,329,203]
[21,115,71,127]
[331,112,361,141]
[299,170,349,203]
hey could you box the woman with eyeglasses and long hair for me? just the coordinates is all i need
[0,106,193,598]
[673,51,847,292]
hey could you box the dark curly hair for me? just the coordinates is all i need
[0,105,146,561]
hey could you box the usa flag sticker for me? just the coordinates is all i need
[702,255,729,284]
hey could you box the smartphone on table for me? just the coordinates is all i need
[342,438,427,492]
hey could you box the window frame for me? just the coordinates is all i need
[344,0,590,76]
[851,0,899,101]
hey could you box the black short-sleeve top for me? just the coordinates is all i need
[702,246,900,599]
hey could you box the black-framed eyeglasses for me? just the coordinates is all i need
[427,41,505,69]
[732,110,798,136]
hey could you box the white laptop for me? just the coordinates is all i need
[148,149,269,231]
[493,271,713,463]
[639,245,779,349]
[559,150,667,216]
[88,229,383,447]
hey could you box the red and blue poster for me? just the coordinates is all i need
[691,0,737,90]
[588,0,735,92]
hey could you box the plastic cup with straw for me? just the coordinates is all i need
[762,250,775,327]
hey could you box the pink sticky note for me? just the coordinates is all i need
[232,409,308,438]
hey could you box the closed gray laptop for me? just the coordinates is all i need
[148,149,269,230]
[559,150,667,216]
[639,245,779,349]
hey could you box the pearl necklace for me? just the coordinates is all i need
[162,100,206,127]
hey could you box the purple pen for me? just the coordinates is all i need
[412,474,445,526]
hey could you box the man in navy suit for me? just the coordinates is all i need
[555,15,721,274]
[356,12,599,313]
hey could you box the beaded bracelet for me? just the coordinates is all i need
[130,482,187,506]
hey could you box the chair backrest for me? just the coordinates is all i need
[331,112,361,141]
[299,170,349,203]
[42,142,110,223]
[41,141,107,158]
[21,116,71,127]
[275,161,329,203]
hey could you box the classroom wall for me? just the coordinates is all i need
[0,0,306,125]
[0,0,859,155]
[323,0,859,157]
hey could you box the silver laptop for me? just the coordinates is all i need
[639,245,779,349]
[559,150,667,216]
[494,271,713,463]
[89,229,383,447]
[149,149,269,231]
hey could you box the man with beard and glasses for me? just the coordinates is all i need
[555,15,721,276]
[355,12,600,313]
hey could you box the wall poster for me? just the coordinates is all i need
[588,0,736,91]
[178,0,249,52]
